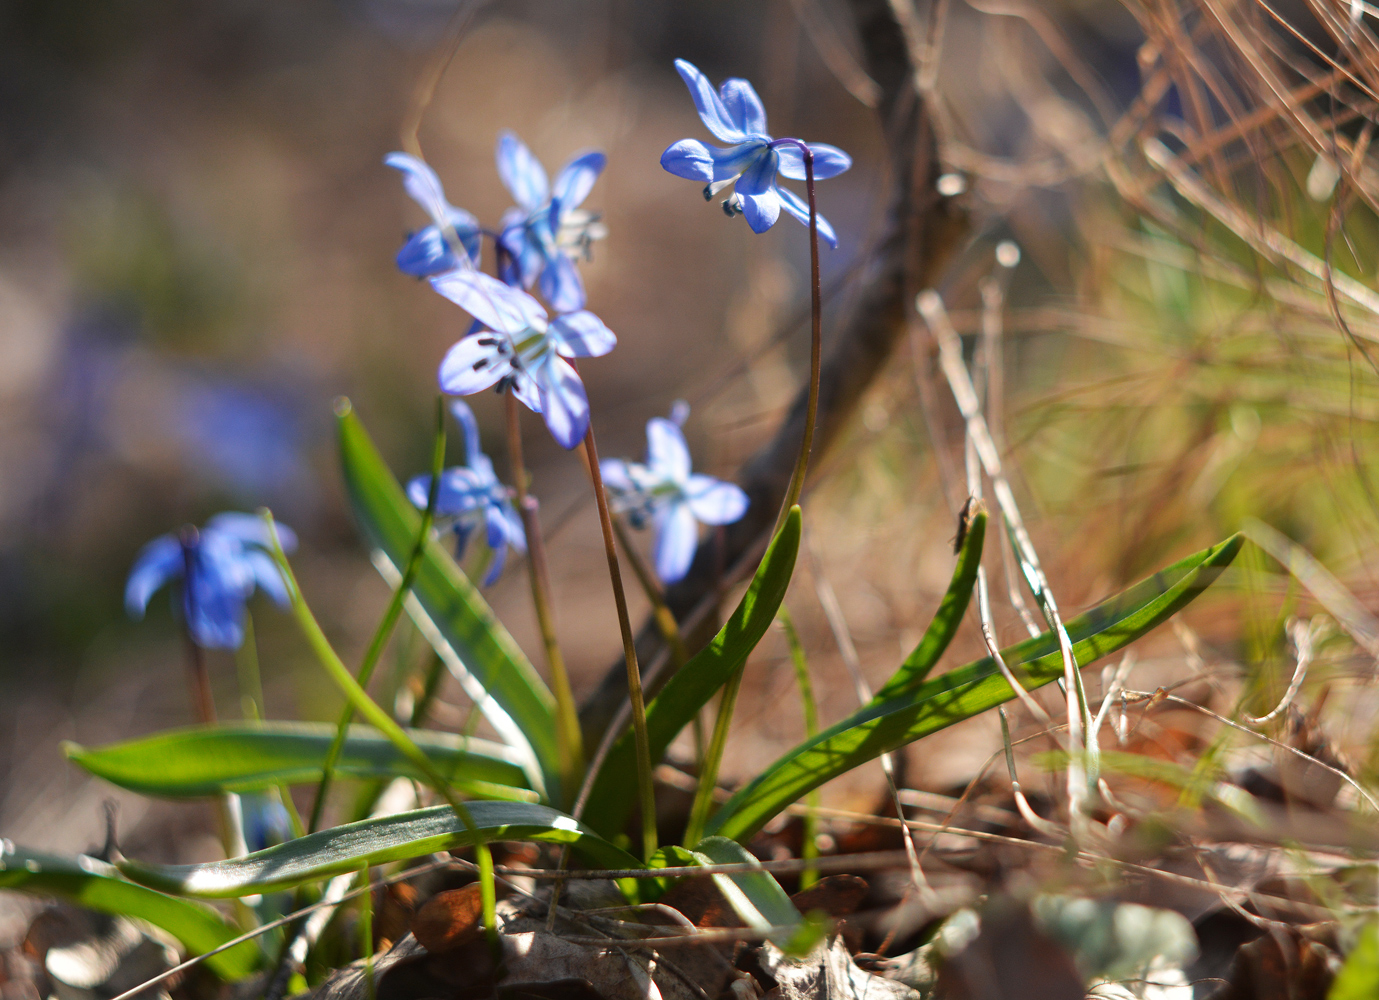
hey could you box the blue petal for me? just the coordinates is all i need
[552,151,606,212]
[125,535,183,618]
[408,469,486,516]
[183,534,252,649]
[646,417,691,483]
[205,512,297,553]
[739,184,782,234]
[718,78,768,136]
[482,529,508,587]
[449,399,484,468]
[600,458,636,494]
[484,503,510,552]
[431,270,546,335]
[685,475,749,525]
[777,185,838,248]
[539,253,587,313]
[776,142,852,181]
[438,333,509,396]
[674,59,749,144]
[734,149,779,196]
[384,152,451,228]
[497,210,541,289]
[550,310,616,358]
[511,370,544,414]
[496,131,550,212]
[653,502,698,583]
[660,139,714,182]
[535,356,589,449]
[712,142,766,182]
[242,549,291,607]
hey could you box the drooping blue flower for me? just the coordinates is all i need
[385,152,483,277]
[433,270,616,450]
[495,132,608,312]
[241,793,294,852]
[660,60,851,247]
[125,512,298,649]
[600,402,748,583]
[406,400,526,586]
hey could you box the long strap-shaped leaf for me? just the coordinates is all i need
[337,402,559,792]
[581,509,802,836]
[117,802,640,898]
[707,533,1243,842]
[690,837,803,947]
[64,722,533,800]
[872,510,986,701]
[0,845,258,980]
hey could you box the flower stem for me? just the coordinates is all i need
[505,392,584,805]
[260,508,498,949]
[178,531,218,726]
[683,663,743,847]
[307,397,447,835]
[610,514,691,671]
[773,143,821,534]
[582,423,657,861]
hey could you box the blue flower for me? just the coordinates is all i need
[406,400,526,586]
[241,793,293,852]
[495,132,607,312]
[125,513,298,649]
[433,270,616,450]
[600,402,748,583]
[386,152,483,277]
[660,60,851,247]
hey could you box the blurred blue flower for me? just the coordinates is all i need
[495,132,607,312]
[386,152,483,276]
[660,60,851,247]
[241,793,293,852]
[600,402,748,583]
[177,377,311,504]
[433,270,615,450]
[406,400,526,586]
[125,512,298,649]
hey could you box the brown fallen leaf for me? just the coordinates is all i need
[410,884,484,954]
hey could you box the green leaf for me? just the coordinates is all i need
[337,402,558,794]
[689,837,803,948]
[872,510,986,701]
[0,844,258,980]
[64,722,534,801]
[581,508,802,836]
[707,533,1243,842]
[1331,922,1379,1000]
[117,802,640,898]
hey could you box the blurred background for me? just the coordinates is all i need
[3,0,1378,911]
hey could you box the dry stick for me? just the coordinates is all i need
[505,392,583,800]
[917,290,1094,829]
[582,421,657,862]
[1242,618,1317,725]
[309,397,446,835]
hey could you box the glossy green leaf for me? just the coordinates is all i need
[117,802,640,898]
[337,402,558,793]
[707,533,1243,842]
[0,844,258,980]
[872,510,986,701]
[64,722,534,801]
[690,837,802,947]
[582,508,802,836]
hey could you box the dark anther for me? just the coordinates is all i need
[702,184,714,201]
[472,359,488,371]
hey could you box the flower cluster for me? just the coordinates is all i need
[387,135,612,450]
[125,512,296,649]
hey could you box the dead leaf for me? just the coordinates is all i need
[789,876,868,919]
[411,884,484,953]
